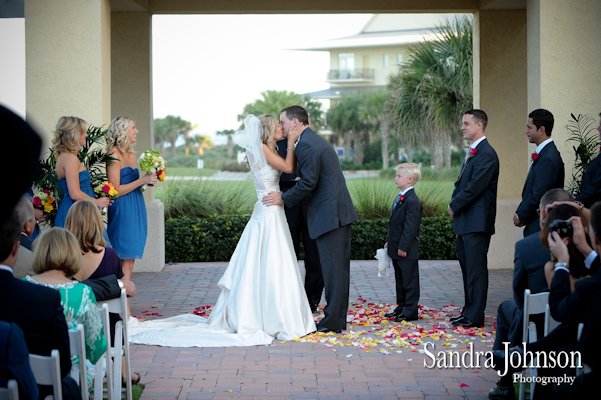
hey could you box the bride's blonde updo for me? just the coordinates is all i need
[258,114,278,152]
[107,116,135,155]
[51,116,88,156]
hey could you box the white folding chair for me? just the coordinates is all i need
[94,303,114,400]
[68,324,88,399]
[544,303,561,336]
[98,289,131,400]
[518,289,549,400]
[29,349,62,400]
[0,380,19,400]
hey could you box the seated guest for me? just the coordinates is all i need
[488,189,573,400]
[64,201,140,386]
[0,321,38,400]
[0,211,81,400]
[24,227,107,390]
[13,195,36,279]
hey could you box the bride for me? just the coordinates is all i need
[129,114,316,347]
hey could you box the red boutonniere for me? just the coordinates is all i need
[469,148,477,158]
[531,152,539,161]
[399,194,404,203]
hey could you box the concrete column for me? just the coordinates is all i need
[527,0,601,174]
[25,0,111,146]
[111,11,164,272]
[474,10,528,268]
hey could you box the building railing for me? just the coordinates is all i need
[327,69,375,81]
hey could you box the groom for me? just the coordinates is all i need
[263,105,358,333]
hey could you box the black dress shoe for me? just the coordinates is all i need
[316,325,342,333]
[488,380,515,400]
[449,315,464,322]
[394,315,418,322]
[452,317,482,328]
[384,311,399,318]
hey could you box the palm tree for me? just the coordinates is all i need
[216,129,235,158]
[154,115,194,157]
[328,93,365,162]
[389,15,473,169]
[360,89,394,169]
[238,90,325,132]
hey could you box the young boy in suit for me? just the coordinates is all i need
[384,163,423,322]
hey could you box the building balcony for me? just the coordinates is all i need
[327,69,375,83]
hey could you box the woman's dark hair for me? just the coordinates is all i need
[540,204,590,278]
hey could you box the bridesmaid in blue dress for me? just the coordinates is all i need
[53,116,111,227]
[106,117,157,286]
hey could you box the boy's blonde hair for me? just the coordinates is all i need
[395,163,422,183]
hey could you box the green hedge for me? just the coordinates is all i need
[165,215,457,263]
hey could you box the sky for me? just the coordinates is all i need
[0,14,373,145]
[152,14,372,144]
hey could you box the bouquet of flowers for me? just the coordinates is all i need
[139,150,166,186]
[94,181,119,199]
[32,189,57,216]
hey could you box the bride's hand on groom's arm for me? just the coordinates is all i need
[262,191,283,207]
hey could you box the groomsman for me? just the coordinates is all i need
[576,112,601,208]
[276,138,323,313]
[514,109,564,236]
[448,109,499,328]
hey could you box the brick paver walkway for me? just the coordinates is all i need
[130,261,512,400]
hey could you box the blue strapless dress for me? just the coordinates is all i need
[55,170,95,227]
[107,167,147,260]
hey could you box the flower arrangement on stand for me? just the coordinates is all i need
[139,150,166,190]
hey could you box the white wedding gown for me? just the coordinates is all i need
[129,165,316,347]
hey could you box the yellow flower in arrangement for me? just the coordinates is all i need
[157,168,166,182]
[94,181,119,200]
[32,190,57,216]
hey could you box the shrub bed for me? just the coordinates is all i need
[165,215,457,263]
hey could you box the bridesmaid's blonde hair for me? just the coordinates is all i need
[52,116,88,156]
[107,116,135,155]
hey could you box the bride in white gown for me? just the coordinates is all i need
[129,114,316,347]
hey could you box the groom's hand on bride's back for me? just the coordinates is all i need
[262,192,283,206]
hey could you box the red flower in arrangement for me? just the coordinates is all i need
[469,148,477,158]
[531,152,539,161]
[43,189,50,195]
[32,196,42,207]
[102,184,110,194]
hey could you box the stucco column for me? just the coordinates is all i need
[528,0,601,175]
[474,10,528,268]
[25,0,111,146]
[111,11,164,272]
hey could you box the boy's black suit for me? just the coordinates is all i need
[516,141,564,237]
[450,138,499,326]
[386,188,422,319]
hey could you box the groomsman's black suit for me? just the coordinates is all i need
[493,232,550,352]
[386,188,422,320]
[516,141,564,237]
[577,155,601,208]
[282,127,358,332]
[0,268,81,400]
[276,139,323,311]
[449,139,499,326]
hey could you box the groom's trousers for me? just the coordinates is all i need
[315,224,352,331]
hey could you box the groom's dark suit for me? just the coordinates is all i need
[516,140,564,237]
[282,128,358,331]
[449,138,499,326]
[276,140,323,310]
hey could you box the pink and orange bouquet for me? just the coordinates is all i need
[32,190,57,215]
[94,181,119,199]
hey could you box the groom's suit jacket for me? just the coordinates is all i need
[516,140,564,236]
[450,138,499,236]
[577,154,601,208]
[281,128,358,239]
